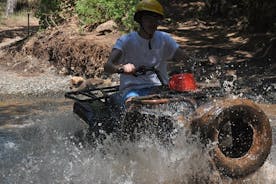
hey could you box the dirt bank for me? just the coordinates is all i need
[0,20,119,77]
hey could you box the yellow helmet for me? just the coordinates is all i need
[134,0,164,22]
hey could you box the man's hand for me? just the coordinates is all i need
[122,63,136,74]
[104,49,136,74]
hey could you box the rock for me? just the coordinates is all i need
[208,55,219,65]
[95,20,118,35]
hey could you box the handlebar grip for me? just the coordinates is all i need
[116,67,124,74]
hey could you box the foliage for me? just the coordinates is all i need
[242,0,276,32]
[0,1,5,18]
[204,0,276,32]
[15,0,39,11]
[35,0,75,28]
[34,0,61,28]
[75,0,138,31]
[32,0,276,33]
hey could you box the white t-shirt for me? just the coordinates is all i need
[113,31,179,93]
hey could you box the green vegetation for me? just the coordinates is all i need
[2,0,275,33]
[0,1,6,20]
[34,0,62,28]
[75,0,138,31]
[33,0,140,31]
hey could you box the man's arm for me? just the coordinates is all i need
[172,47,194,70]
[104,48,136,74]
[173,48,189,61]
[104,48,123,74]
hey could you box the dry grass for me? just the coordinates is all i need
[0,12,38,31]
[0,1,38,28]
[0,1,5,17]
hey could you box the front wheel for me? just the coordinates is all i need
[191,98,272,178]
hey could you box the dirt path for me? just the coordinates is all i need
[0,64,70,100]
[0,16,71,98]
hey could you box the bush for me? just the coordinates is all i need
[35,0,75,28]
[35,0,61,28]
[76,0,139,31]
[204,0,276,32]
[242,0,276,32]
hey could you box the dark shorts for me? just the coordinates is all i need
[110,87,158,109]
[123,87,156,102]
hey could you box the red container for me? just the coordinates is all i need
[169,73,197,92]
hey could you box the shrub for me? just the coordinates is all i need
[76,0,139,31]
[242,0,276,32]
[35,0,75,28]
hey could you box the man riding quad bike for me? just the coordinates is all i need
[65,0,272,180]
[65,65,272,179]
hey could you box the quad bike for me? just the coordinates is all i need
[65,66,272,178]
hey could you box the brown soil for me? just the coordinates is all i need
[23,23,121,77]
[0,18,120,77]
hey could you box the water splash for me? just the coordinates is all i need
[0,98,275,183]
[0,110,219,184]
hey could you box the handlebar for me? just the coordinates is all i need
[133,66,166,86]
[117,65,156,76]
[133,66,157,77]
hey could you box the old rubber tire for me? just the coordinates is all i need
[191,98,272,178]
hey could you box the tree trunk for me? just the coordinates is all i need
[5,0,17,17]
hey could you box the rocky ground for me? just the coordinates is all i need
[0,16,68,99]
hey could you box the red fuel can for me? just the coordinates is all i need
[169,73,197,92]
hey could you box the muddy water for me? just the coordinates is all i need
[0,67,275,183]
[0,95,275,184]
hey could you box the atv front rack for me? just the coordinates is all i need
[65,85,119,103]
[65,84,224,104]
